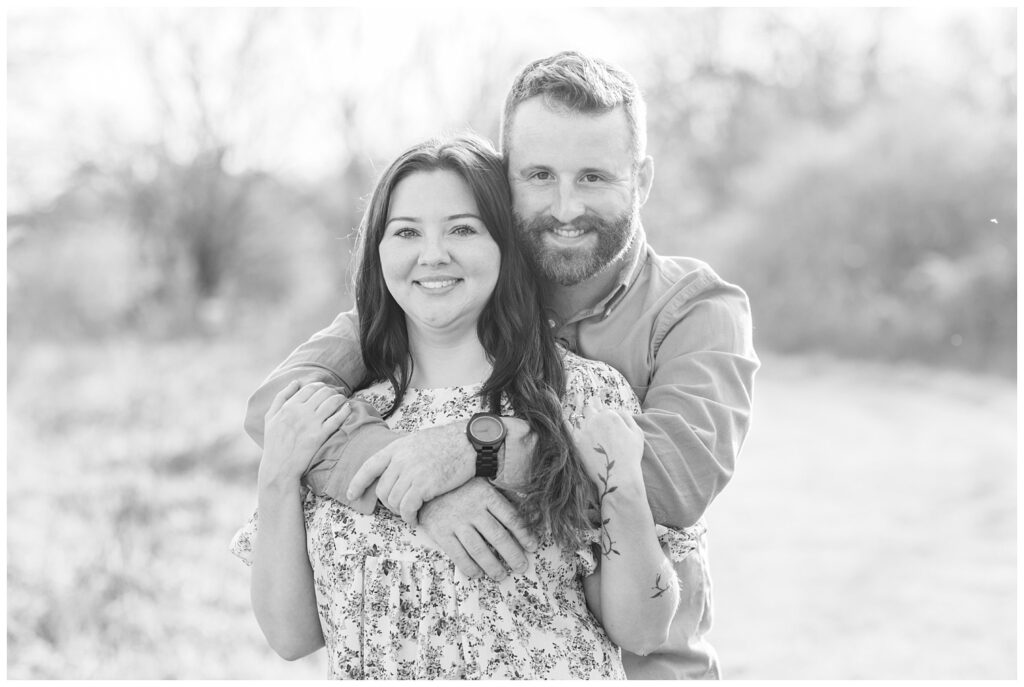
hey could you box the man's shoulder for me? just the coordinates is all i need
[643,249,726,292]
[634,247,748,307]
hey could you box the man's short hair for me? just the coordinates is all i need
[500,50,648,164]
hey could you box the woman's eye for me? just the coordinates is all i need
[451,224,478,236]
[393,227,418,238]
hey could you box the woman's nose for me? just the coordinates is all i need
[417,236,451,266]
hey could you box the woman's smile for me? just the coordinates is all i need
[413,275,463,292]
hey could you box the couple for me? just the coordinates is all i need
[232,51,758,680]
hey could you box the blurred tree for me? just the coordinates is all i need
[724,97,1015,373]
[7,7,1015,372]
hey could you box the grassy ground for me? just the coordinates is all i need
[6,339,1016,679]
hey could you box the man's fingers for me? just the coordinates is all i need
[475,515,528,575]
[385,473,414,515]
[487,495,540,554]
[398,488,424,526]
[434,534,482,579]
[374,465,402,514]
[456,526,508,581]
[347,452,391,501]
[268,380,301,417]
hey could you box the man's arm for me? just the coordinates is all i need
[635,282,759,529]
[244,308,539,576]
[243,308,398,512]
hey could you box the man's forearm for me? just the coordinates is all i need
[303,399,401,513]
[490,418,535,490]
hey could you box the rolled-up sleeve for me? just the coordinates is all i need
[635,280,759,528]
[243,308,399,511]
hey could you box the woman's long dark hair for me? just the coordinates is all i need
[352,133,595,547]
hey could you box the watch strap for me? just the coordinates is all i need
[474,445,500,478]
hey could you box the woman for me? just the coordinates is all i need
[231,134,699,679]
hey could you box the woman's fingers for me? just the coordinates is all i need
[321,400,352,434]
[302,383,336,408]
[315,392,347,419]
[267,380,301,418]
[288,381,327,405]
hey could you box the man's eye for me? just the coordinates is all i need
[531,171,552,181]
[582,174,603,183]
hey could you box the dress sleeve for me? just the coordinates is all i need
[229,509,259,567]
[573,528,603,577]
[561,351,642,427]
[655,520,706,563]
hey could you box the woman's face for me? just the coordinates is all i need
[380,169,501,337]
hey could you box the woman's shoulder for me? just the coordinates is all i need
[560,348,627,388]
[558,348,640,414]
[352,379,396,415]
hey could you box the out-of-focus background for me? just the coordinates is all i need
[7,6,1016,679]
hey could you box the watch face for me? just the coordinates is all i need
[470,415,504,442]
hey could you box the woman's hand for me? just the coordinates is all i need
[572,398,645,489]
[259,380,351,489]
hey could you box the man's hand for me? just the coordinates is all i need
[346,421,475,524]
[418,478,539,580]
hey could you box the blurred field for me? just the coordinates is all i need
[6,338,1015,679]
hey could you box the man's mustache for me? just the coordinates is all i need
[524,215,609,234]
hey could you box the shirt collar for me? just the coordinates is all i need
[597,225,649,317]
[544,226,649,327]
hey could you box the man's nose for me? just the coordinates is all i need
[550,181,584,224]
[418,235,451,266]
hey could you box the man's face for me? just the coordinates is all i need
[507,97,653,286]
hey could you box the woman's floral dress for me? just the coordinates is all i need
[231,351,702,679]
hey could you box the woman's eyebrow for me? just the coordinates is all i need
[385,213,481,226]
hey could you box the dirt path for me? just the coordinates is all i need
[706,354,1016,678]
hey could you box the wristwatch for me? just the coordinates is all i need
[466,412,507,478]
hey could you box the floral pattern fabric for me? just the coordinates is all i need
[231,351,701,679]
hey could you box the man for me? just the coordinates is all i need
[244,51,758,679]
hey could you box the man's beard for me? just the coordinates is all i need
[515,208,639,287]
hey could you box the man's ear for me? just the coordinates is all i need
[636,155,654,206]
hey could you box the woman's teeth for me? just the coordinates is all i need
[417,279,459,289]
